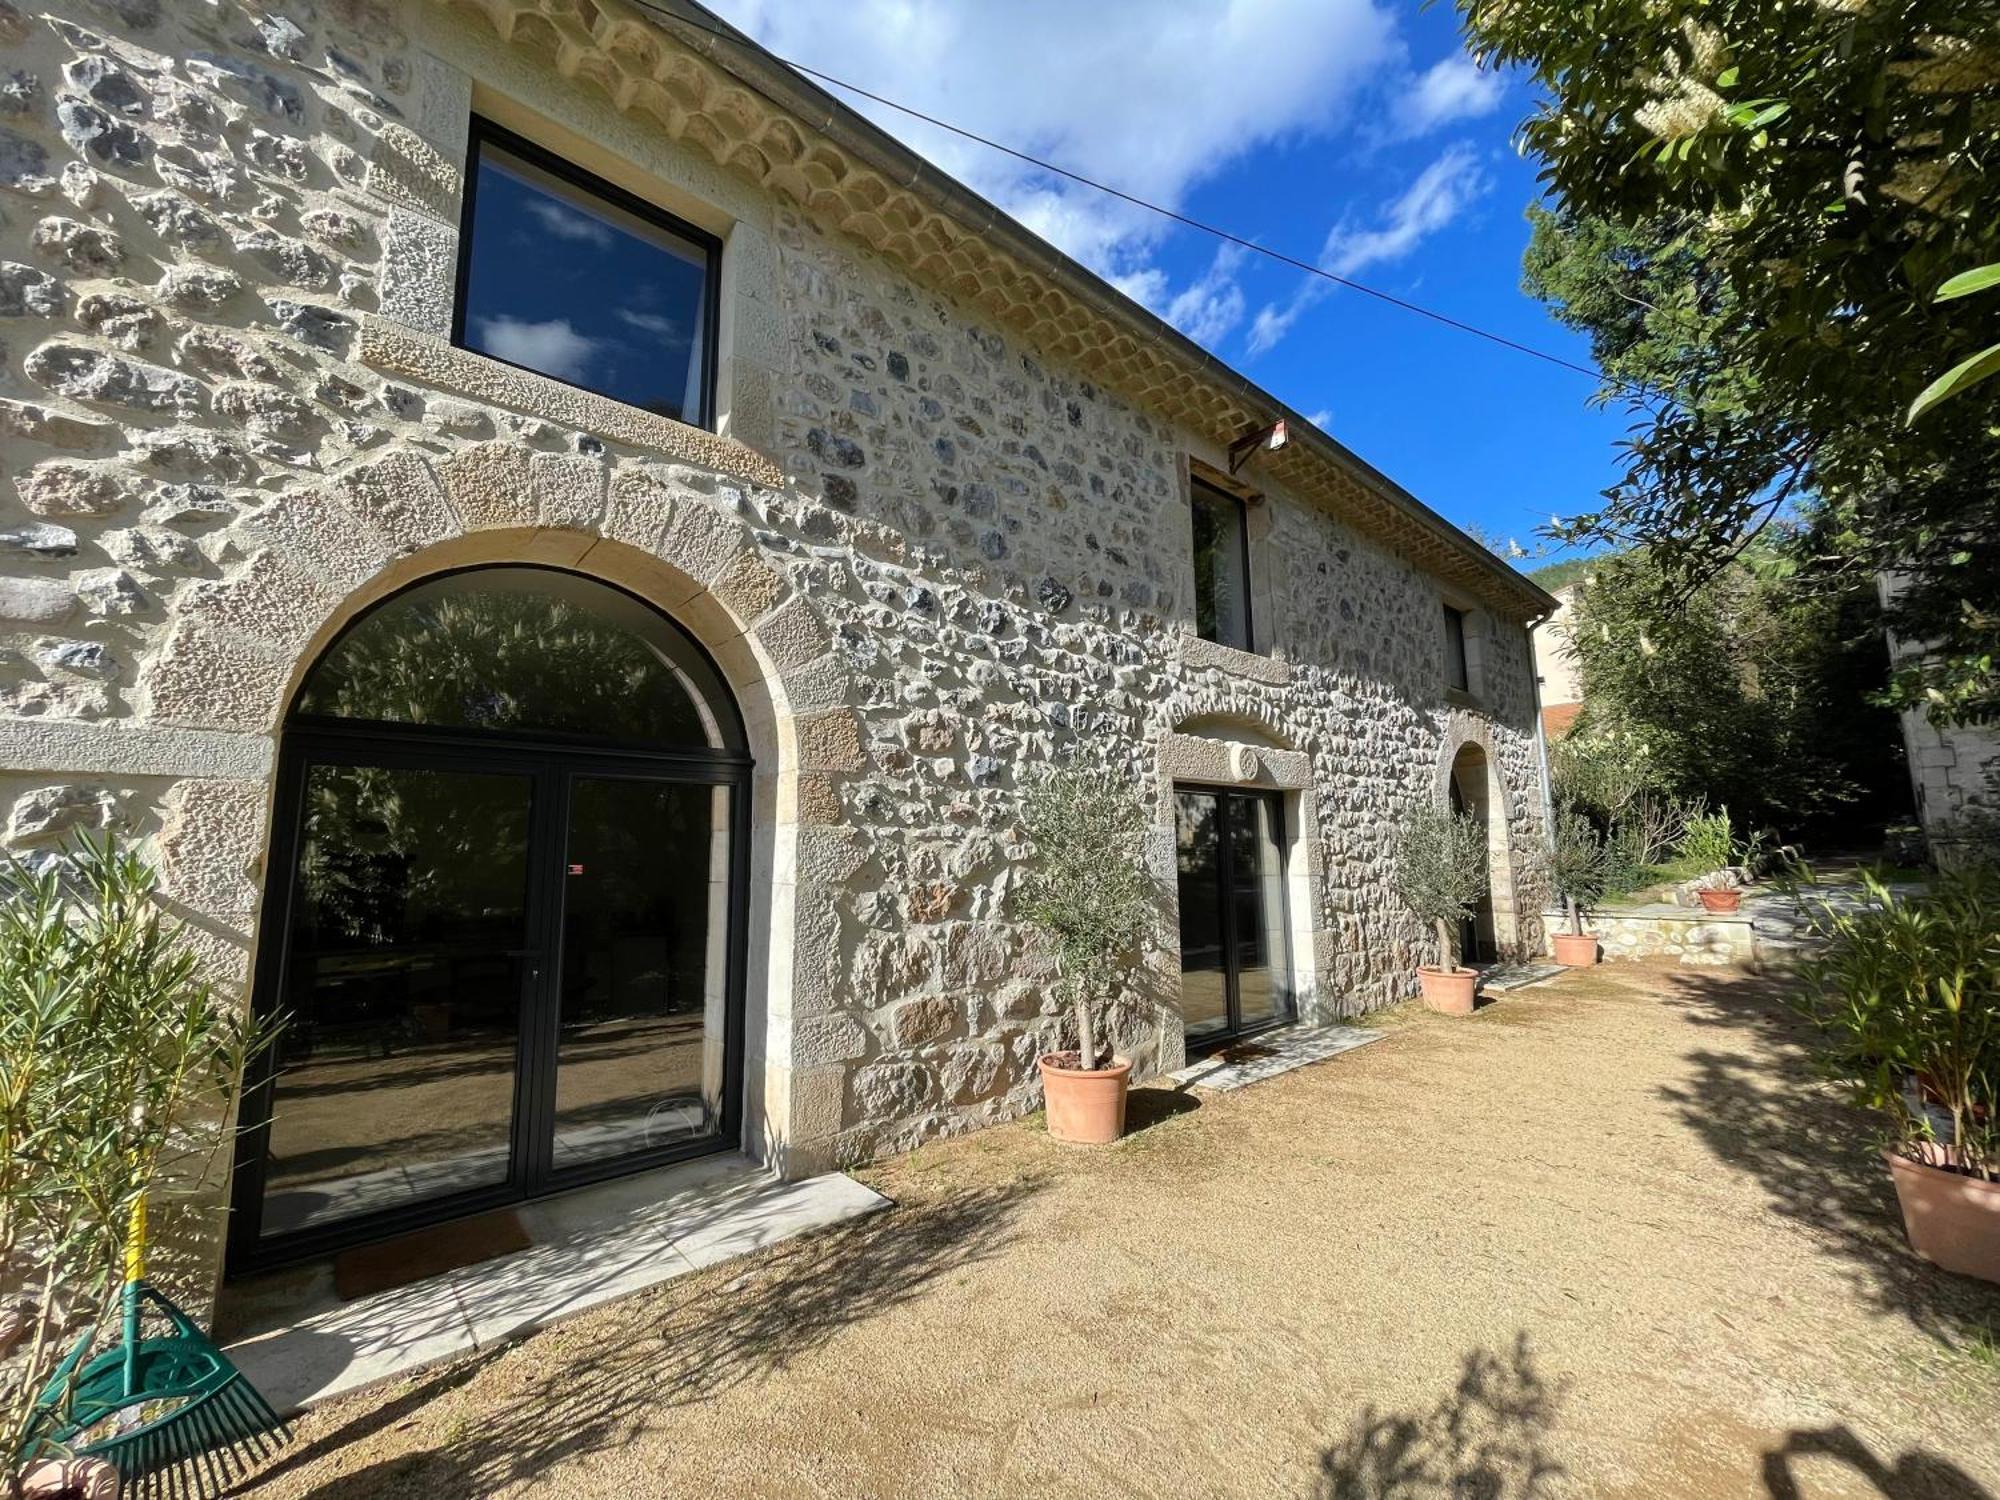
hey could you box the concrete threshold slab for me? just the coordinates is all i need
[1477,961,1564,993]
[223,1154,889,1415]
[1166,1022,1384,1093]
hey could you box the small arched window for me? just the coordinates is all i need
[292,566,743,751]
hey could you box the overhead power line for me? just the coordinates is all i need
[622,0,1636,393]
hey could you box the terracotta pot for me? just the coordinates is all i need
[1885,1150,2000,1283]
[1696,887,1742,914]
[1417,966,1477,1015]
[1551,932,1599,967]
[18,1457,118,1500]
[1039,1053,1132,1144]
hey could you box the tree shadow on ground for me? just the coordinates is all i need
[1650,969,2000,1352]
[1312,1334,1565,1499]
[1762,1425,1994,1499]
[253,1178,1041,1498]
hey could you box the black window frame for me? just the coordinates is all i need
[1443,603,1471,694]
[452,115,724,432]
[1190,475,1256,654]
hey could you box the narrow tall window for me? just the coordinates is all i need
[1191,479,1253,652]
[1443,604,1471,693]
[456,119,720,428]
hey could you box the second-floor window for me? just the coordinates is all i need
[1192,478,1253,652]
[1443,604,1471,693]
[456,118,720,428]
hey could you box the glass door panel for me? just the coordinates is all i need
[551,777,730,1170]
[1175,787,1293,1044]
[262,764,533,1239]
[1230,794,1291,1029]
[1175,791,1230,1042]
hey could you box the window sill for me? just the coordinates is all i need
[359,317,784,491]
[1443,686,1485,712]
[1180,633,1293,686]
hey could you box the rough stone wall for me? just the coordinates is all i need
[0,0,1550,1233]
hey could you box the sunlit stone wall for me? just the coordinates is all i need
[0,0,1549,1290]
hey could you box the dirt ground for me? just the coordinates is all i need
[237,962,2000,1499]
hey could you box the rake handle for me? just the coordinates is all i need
[122,1193,146,1400]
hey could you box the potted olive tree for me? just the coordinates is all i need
[1792,870,1999,1282]
[1018,767,1156,1144]
[1549,809,1609,966]
[1393,801,1489,1015]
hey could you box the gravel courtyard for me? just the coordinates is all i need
[240,963,2000,1499]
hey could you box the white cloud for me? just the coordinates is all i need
[1246,143,1489,356]
[711,0,1403,331]
[1118,244,1249,350]
[1323,143,1488,276]
[1395,56,1505,138]
[524,197,615,249]
[1306,408,1334,430]
[616,309,683,339]
[474,315,602,381]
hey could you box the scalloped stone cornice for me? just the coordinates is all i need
[435,0,1557,620]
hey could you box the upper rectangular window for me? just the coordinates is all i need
[1443,604,1471,693]
[455,119,720,429]
[1191,478,1254,653]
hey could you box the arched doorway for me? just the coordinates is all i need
[228,566,751,1271]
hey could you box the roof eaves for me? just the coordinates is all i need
[621,0,1557,618]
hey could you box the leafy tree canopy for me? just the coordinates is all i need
[1562,543,1905,839]
[1466,0,2000,723]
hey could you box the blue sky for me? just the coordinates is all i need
[706,0,1626,568]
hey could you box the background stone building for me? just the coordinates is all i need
[0,0,1555,1292]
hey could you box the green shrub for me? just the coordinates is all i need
[1676,806,1737,873]
[1791,871,1999,1181]
[1393,802,1488,971]
[0,836,275,1473]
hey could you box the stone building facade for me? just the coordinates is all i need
[1,0,1555,1294]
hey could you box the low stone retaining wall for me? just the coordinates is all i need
[1544,905,1763,969]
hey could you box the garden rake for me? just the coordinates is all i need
[30,1193,290,1499]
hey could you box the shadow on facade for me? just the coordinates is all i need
[1649,968,2000,1352]
[1311,1334,1565,1499]
[250,1178,1041,1497]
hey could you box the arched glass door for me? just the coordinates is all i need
[229,568,751,1271]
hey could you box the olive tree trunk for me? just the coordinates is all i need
[1434,916,1455,973]
[1073,991,1098,1072]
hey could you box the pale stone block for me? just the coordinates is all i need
[377,208,457,339]
[158,778,269,921]
[600,468,678,556]
[533,451,608,532]
[141,618,291,733]
[754,594,828,675]
[793,709,863,773]
[659,496,750,587]
[709,544,787,626]
[366,123,460,222]
[172,550,342,658]
[331,449,459,556]
[435,441,536,532]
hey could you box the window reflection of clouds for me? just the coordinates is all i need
[459,132,714,425]
[522,195,614,248]
[473,314,602,382]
